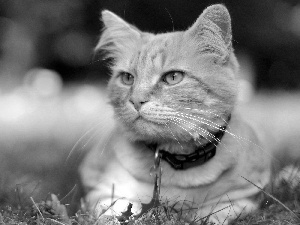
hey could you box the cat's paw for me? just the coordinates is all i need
[94,198,142,217]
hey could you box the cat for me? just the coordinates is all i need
[80,4,273,224]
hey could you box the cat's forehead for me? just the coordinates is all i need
[132,32,184,75]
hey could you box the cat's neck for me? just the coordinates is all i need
[143,123,227,170]
[147,115,231,155]
[156,138,212,155]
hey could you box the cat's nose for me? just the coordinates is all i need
[129,97,148,111]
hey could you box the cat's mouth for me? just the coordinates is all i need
[134,114,166,125]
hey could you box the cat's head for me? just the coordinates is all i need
[96,4,239,146]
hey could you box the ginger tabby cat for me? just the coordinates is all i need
[80,4,272,224]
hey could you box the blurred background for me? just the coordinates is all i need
[0,0,300,214]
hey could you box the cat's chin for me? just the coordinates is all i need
[157,141,201,154]
[122,118,212,153]
[120,117,165,142]
[130,117,165,136]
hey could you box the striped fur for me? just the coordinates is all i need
[80,5,271,224]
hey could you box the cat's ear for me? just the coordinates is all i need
[186,4,232,60]
[95,10,141,61]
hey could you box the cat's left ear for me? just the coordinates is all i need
[186,4,232,57]
[95,10,142,61]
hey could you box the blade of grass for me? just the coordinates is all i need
[241,175,300,220]
[30,196,44,220]
[196,205,231,223]
[48,218,68,225]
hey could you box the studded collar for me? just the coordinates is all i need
[147,116,230,170]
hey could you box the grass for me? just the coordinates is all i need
[1,131,300,224]
[1,167,300,225]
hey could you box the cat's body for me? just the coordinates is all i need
[80,5,275,224]
[81,111,271,223]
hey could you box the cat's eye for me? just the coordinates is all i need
[120,72,134,85]
[163,71,184,85]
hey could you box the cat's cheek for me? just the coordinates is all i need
[114,103,140,128]
[203,97,219,107]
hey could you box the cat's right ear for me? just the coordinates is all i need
[95,10,141,61]
[185,4,232,62]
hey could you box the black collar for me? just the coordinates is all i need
[147,116,230,170]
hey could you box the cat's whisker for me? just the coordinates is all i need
[81,130,99,149]
[97,131,114,157]
[174,114,245,154]
[65,121,103,164]
[179,109,231,129]
[183,107,272,162]
[194,109,236,135]
[167,118,204,147]
[164,121,184,151]
[182,108,220,117]
[168,117,202,140]
[177,118,220,142]
[169,116,204,138]
[168,116,220,149]
[164,7,174,32]
[173,112,225,138]
[177,111,267,156]
[175,112,223,132]
[175,112,241,142]
[182,108,230,125]
[169,116,235,155]
[185,119,235,155]
[182,108,234,132]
